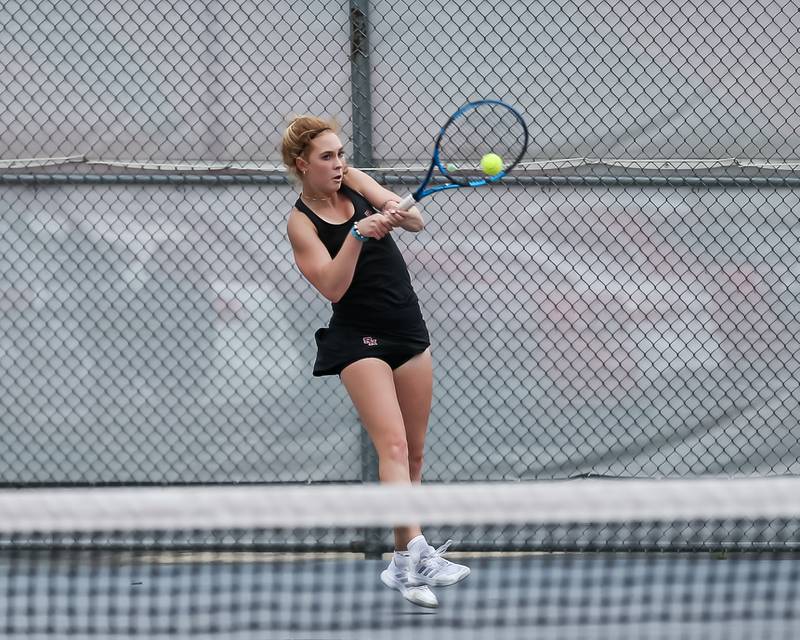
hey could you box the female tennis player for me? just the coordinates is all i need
[282,115,469,608]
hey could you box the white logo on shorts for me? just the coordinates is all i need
[362,336,378,346]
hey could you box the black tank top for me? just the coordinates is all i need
[295,184,424,332]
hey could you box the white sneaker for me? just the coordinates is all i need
[409,540,471,587]
[380,556,439,608]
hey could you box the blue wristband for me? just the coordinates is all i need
[351,222,368,242]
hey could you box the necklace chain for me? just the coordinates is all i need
[301,192,334,203]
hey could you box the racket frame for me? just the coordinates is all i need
[396,99,529,210]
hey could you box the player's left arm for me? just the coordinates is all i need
[343,167,424,232]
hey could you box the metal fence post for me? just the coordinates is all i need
[349,0,374,169]
[349,0,382,559]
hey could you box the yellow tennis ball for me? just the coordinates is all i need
[480,153,503,176]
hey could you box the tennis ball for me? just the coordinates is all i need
[480,153,503,176]
[446,163,458,173]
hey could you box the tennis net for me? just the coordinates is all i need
[1,476,799,639]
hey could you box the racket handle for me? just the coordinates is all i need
[396,194,417,211]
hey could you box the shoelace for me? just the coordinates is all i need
[419,539,454,570]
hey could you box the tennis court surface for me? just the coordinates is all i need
[1,477,798,639]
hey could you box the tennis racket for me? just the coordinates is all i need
[395,99,529,211]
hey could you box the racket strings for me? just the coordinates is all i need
[439,105,527,182]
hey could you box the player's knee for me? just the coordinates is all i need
[379,438,409,466]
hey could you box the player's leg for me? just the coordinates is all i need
[392,348,470,588]
[391,348,433,484]
[340,357,438,608]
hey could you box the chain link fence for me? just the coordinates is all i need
[2,0,800,485]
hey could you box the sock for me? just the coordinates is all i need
[393,550,410,569]
[407,534,430,560]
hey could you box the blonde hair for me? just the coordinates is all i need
[281,115,339,179]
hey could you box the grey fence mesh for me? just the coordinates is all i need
[2,0,800,484]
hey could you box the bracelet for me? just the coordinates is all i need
[350,222,368,242]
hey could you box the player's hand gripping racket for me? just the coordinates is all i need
[395,99,529,211]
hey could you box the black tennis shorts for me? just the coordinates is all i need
[312,323,430,377]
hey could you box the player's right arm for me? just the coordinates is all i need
[287,209,362,303]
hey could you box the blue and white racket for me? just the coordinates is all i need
[395,99,529,211]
